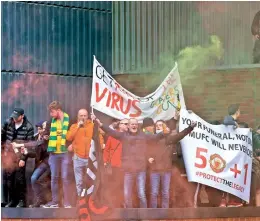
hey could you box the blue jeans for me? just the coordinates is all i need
[31,162,49,201]
[73,154,88,196]
[124,171,147,208]
[48,152,71,206]
[150,171,171,208]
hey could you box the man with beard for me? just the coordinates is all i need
[42,101,72,208]
[2,108,34,207]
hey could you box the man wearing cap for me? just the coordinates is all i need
[1,108,34,207]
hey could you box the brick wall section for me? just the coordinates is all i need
[114,67,260,128]
[183,68,259,128]
[2,218,260,221]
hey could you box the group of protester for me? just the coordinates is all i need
[1,101,260,209]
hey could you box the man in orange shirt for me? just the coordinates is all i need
[66,109,104,199]
[103,119,129,207]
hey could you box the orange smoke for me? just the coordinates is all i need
[12,52,32,71]
[1,74,51,106]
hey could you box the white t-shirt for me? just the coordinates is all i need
[15,121,23,130]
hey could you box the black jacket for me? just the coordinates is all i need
[253,131,260,157]
[101,125,165,172]
[252,11,260,36]
[223,115,237,126]
[147,126,193,171]
[1,116,34,161]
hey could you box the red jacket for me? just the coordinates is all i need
[103,136,122,167]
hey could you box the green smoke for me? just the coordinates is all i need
[141,35,224,93]
[177,35,224,83]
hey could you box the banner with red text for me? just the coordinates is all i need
[179,109,253,202]
[91,56,186,121]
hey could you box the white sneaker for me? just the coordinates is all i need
[42,201,59,208]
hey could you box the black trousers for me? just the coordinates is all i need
[253,39,260,64]
[3,165,26,203]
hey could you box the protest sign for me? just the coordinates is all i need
[91,56,186,121]
[179,109,252,202]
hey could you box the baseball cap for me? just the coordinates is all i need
[10,108,24,119]
[35,120,45,128]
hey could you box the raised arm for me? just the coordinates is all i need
[100,125,125,141]
[12,139,44,159]
[91,113,125,141]
[98,130,105,148]
[43,120,52,136]
[167,126,194,144]
[145,123,172,141]
[24,140,45,151]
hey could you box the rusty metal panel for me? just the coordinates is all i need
[112,1,260,74]
[1,1,112,76]
[1,72,92,126]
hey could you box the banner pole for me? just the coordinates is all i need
[91,106,94,123]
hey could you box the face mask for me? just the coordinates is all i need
[156,129,163,134]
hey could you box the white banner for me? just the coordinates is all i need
[179,109,252,202]
[91,56,186,121]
